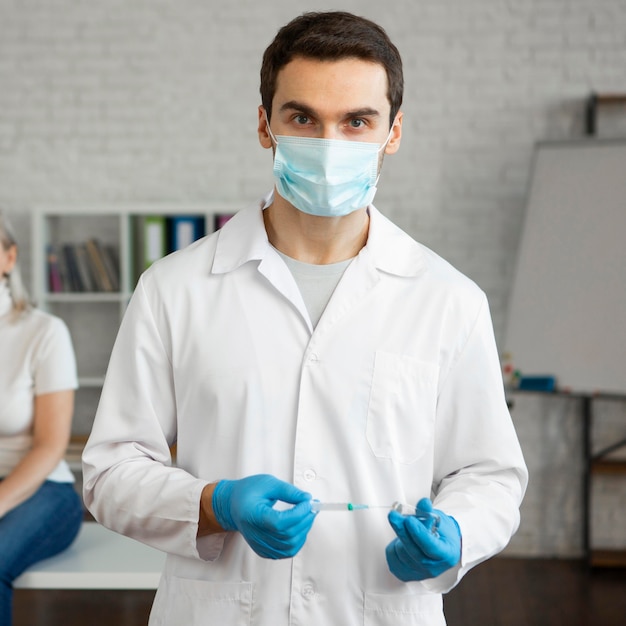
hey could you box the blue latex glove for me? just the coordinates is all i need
[212,474,316,559]
[386,497,461,582]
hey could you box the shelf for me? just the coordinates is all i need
[585,91,626,135]
[32,204,238,446]
[78,377,106,388]
[590,460,626,475]
[590,549,626,568]
[583,394,626,568]
[44,292,130,303]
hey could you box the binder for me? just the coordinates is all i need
[133,216,167,283]
[143,215,167,269]
[214,213,235,230]
[168,216,205,252]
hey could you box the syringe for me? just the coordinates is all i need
[311,501,440,533]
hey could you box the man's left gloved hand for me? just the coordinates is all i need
[385,497,461,582]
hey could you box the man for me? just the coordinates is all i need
[83,11,527,626]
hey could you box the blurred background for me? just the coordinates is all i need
[2,1,626,624]
[2,0,625,341]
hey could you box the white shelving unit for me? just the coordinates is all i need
[31,204,239,445]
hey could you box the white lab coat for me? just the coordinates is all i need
[83,196,527,626]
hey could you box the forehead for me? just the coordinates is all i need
[273,56,390,114]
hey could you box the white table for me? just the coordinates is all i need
[14,522,166,589]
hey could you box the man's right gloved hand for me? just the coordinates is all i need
[212,474,316,559]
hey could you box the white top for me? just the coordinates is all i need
[83,194,528,626]
[0,280,77,482]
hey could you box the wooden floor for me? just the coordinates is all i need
[14,557,626,625]
[444,557,626,626]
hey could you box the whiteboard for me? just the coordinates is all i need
[504,140,626,395]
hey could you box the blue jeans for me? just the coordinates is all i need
[0,480,82,624]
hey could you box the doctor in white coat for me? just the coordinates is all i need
[83,11,527,626]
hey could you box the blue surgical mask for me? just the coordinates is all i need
[266,121,393,218]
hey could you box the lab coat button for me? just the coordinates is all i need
[303,469,316,481]
[302,583,316,599]
[308,353,319,363]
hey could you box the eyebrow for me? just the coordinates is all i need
[279,100,381,120]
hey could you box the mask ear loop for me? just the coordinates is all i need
[378,116,399,154]
[264,110,279,147]
[374,117,399,185]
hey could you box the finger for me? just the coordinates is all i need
[250,521,312,556]
[386,538,433,582]
[390,509,440,558]
[388,509,415,546]
[272,506,316,537]
[404,515,446,559]
[253,501,314,536]
[415,497,434,515]
[386,539,413,579]
[266,479,312,505]
[388,510,426,556]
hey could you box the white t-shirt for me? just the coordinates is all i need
[0,280,78,481]
[273,247,353,328]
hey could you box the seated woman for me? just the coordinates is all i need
[0,211,82,623]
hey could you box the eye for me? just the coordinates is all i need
[349,118,365,129]
[294,114,310,125]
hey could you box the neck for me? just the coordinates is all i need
[263,194,369,264]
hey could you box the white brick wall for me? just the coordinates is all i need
[2,0,626,343]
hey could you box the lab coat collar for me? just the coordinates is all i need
[211,194,272,274]
[211,191,428,279]
[365,204,428,278]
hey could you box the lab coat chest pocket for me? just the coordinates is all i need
[366,352,437,464]
[155,577,252,625]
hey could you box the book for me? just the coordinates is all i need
[46,244,63,293]
[62,244,83,292]
[75,244,97,292]
[101,244,120,291]
[85,238,114,292]
[56,244,71,292]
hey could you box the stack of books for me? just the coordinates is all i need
[47,239,120,293]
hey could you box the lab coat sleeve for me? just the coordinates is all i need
[425,294,528,593]
[82,274,225,561]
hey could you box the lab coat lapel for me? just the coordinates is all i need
[315,205,428,334]
[314,248,379,334]
[258,252,313,333]
[212,199,313,332]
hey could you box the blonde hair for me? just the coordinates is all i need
[0,210,32,314]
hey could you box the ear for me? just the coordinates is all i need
[384,111,403,155]
[258,106,273,149]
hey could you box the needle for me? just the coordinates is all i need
[310,501,440,534]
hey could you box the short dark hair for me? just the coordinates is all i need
[261,11,403,127]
